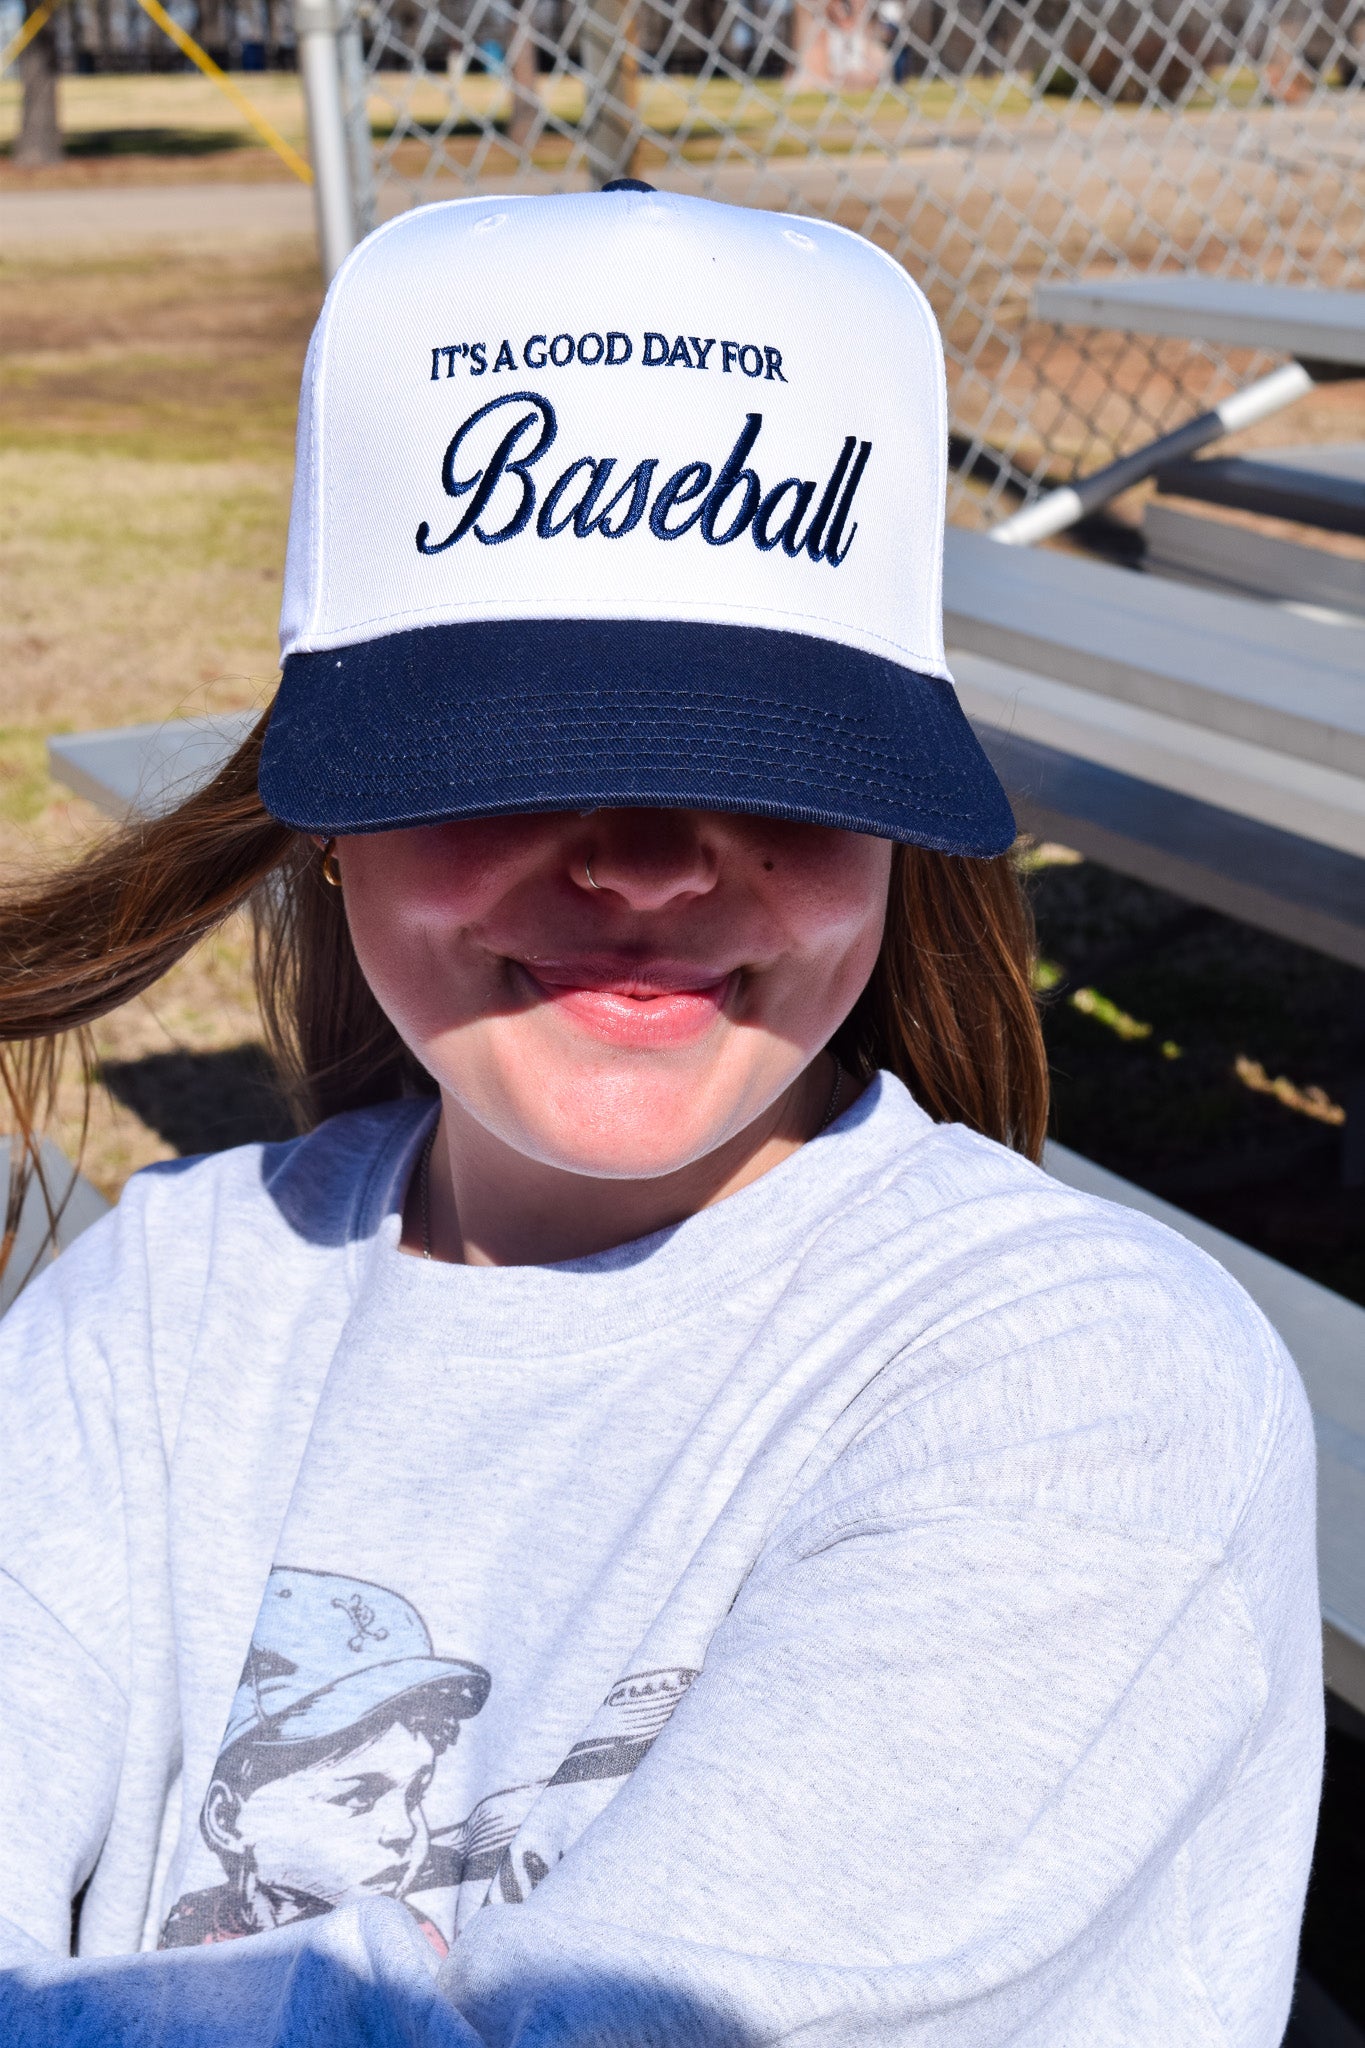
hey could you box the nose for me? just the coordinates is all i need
[380,1796,418,1856]
[574,809,719,912]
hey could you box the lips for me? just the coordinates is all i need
[515,960,735,1048]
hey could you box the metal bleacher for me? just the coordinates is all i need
[943,528,1365,969]
[941,511,1365,1716]
[1153,441,1365,545]
[1033,277,1365,373]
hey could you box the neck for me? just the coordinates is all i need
[406,1055,848,1267]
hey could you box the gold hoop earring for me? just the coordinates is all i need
[320,839,343,889]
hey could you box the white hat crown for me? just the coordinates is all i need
[280,188,951,682]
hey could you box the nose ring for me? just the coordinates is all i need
[584,855,601,890]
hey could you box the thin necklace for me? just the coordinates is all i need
[416,1062,845,1263]
[417,1116,438,1261]
[817,1059,845,1136]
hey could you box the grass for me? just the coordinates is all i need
[0,69,315,153]
[0,68,1040,159]
[2,60,1331,183]
[0,231,314,1194]
[53,125,248,158]
[0,241,314,743]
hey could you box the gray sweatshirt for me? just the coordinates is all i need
[0,1075,1322,2045]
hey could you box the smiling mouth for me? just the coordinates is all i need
[514,961,737,1047]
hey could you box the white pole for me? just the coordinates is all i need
[989,361,1314,547]
[294,0,359,285]
[339,9,376,240]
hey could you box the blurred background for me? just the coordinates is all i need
[1,0,1362,2030]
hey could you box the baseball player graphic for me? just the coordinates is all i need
[160,1568,489,1953]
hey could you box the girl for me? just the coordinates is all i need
[0,188,1321,2046]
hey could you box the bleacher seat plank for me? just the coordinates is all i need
[48,712,259,823]
[1142,503,1365,617]
[1155,444,1365,541]
[976,722,1365,970]
[942,528,1365,779]
[1034,276,1365,371]
[954,647,1365,862]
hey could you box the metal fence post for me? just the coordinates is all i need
[294,0,359,283]
[339,4,376,240]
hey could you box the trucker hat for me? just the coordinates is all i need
[259,184,1014,855]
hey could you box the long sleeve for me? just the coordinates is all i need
[0,1125,372,1978]
[3,1895,482,2048]
[0,1573,128,1963]
[440,1259,1322,2047]
[0,1218,139,1962]
[0,1174,478,2047]
[3,1398,1315,2048]
[445,1522,1266,2043]
[0,1105,1323,2045]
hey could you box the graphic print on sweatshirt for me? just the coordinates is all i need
[159,1566,697,1953]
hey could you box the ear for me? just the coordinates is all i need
[201,1778,244,1856]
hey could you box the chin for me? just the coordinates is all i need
[494,1069,763,1182]
[520,1114,731,1183]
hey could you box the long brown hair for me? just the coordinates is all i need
[1,709,1046,1284]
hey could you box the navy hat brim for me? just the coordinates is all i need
[260,619,1015,857]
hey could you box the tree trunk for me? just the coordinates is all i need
[506,0,541,151]
[579,0,638,185]
[196,0,231,69]
[15,3,63,167]
[264,0,284,66]
[789,0,827,84]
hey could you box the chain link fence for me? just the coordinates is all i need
[346,0,1363,519]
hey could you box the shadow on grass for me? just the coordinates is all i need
[2,127,247,159]
[1032,856,1365,1303]
[100,1044,295,1158]
[369,117,486,140]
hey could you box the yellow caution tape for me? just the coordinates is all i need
[132,0,314,186]
[1,0,65,75]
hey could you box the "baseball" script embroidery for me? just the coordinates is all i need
[415,392,869,564]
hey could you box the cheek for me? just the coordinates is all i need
[760,836,891,989]
[339,832,510,1042]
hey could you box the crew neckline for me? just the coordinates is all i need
[353,1073,935,1358]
